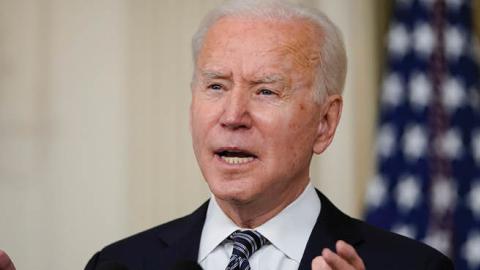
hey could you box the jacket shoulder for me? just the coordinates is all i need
[103,212,196,252]
[352,219,454,270]
[85,201,209,270]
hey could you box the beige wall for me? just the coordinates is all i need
[0,1,130,268]
[0,1,380,269]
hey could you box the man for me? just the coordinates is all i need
[88,1,452,270]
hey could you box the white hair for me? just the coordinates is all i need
[191,0,347,101]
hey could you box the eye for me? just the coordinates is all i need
[258,89,275,96]
[208,84,223,91]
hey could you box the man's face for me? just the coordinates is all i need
[190,17,335,206]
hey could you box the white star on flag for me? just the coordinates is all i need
[442,76,466,113]
[392,223,417,239]
[366,175,388,208]
[431,177,457,214]
[413,22,436,58]
[409,72,432,111]
[445,25,465,60]
[462,231,480,269]
[437,128,463,160]
[403,124,428,161]
[467,180,480,219]
[395,175,421,213]
[382,73,404,108]
[424,230,451,256]
[388,24,410,58]
[377,124,396,158]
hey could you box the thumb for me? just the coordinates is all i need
[311,256,331,270]
[0,250,15,270]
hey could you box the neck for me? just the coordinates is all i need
[215,179,309,228]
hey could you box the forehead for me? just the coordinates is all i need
[197,16,322,75]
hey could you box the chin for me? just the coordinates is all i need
[207,177,258,204]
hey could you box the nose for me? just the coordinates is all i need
[220,89,252,130]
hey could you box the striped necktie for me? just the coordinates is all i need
[225,230,268,270]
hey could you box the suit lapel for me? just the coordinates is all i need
[146,201,209,269]
[298,190,364,270]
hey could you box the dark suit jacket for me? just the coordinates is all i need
[85,190,454,270]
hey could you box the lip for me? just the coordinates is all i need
[212,146,259,167]
[213,146,258,158]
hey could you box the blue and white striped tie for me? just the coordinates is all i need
[225,230,268,270]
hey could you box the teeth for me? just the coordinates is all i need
[221,156,254,164]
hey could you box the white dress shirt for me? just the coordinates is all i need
[198,182,321,270]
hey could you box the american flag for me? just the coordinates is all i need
[364,0,480,269]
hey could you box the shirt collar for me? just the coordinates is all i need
[198,195,239,262]
[198,182,321,263]
[256,183,321,262]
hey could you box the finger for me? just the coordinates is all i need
[322,248,353,270]
[311,256,333,270]
[336,241,365,270]
[0,250,15,270]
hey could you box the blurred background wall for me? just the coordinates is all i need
[0,0,449,269]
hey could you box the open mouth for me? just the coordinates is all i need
[214,149,257,165]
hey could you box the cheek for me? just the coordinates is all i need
[190,100,224,158]
[288,121,300,131]
[272,106,319,155]
[190,104,210,150]
[191,99,219,131]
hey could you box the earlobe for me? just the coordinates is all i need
[313,95,343,154]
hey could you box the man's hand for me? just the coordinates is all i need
[311,240,365,270]
[0,250,15,270]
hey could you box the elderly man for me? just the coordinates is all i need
[23,0,444,270]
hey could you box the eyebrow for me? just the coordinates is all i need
[252,74,286,84]
[199,70,286,85]
[200,70,232,80]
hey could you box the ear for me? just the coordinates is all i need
[313,94,343,154]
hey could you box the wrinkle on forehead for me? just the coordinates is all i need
[272,19,322,72]
[196,17,322,88]
[277,44,320,71]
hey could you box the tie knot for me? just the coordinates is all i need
[229,230,268,260]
